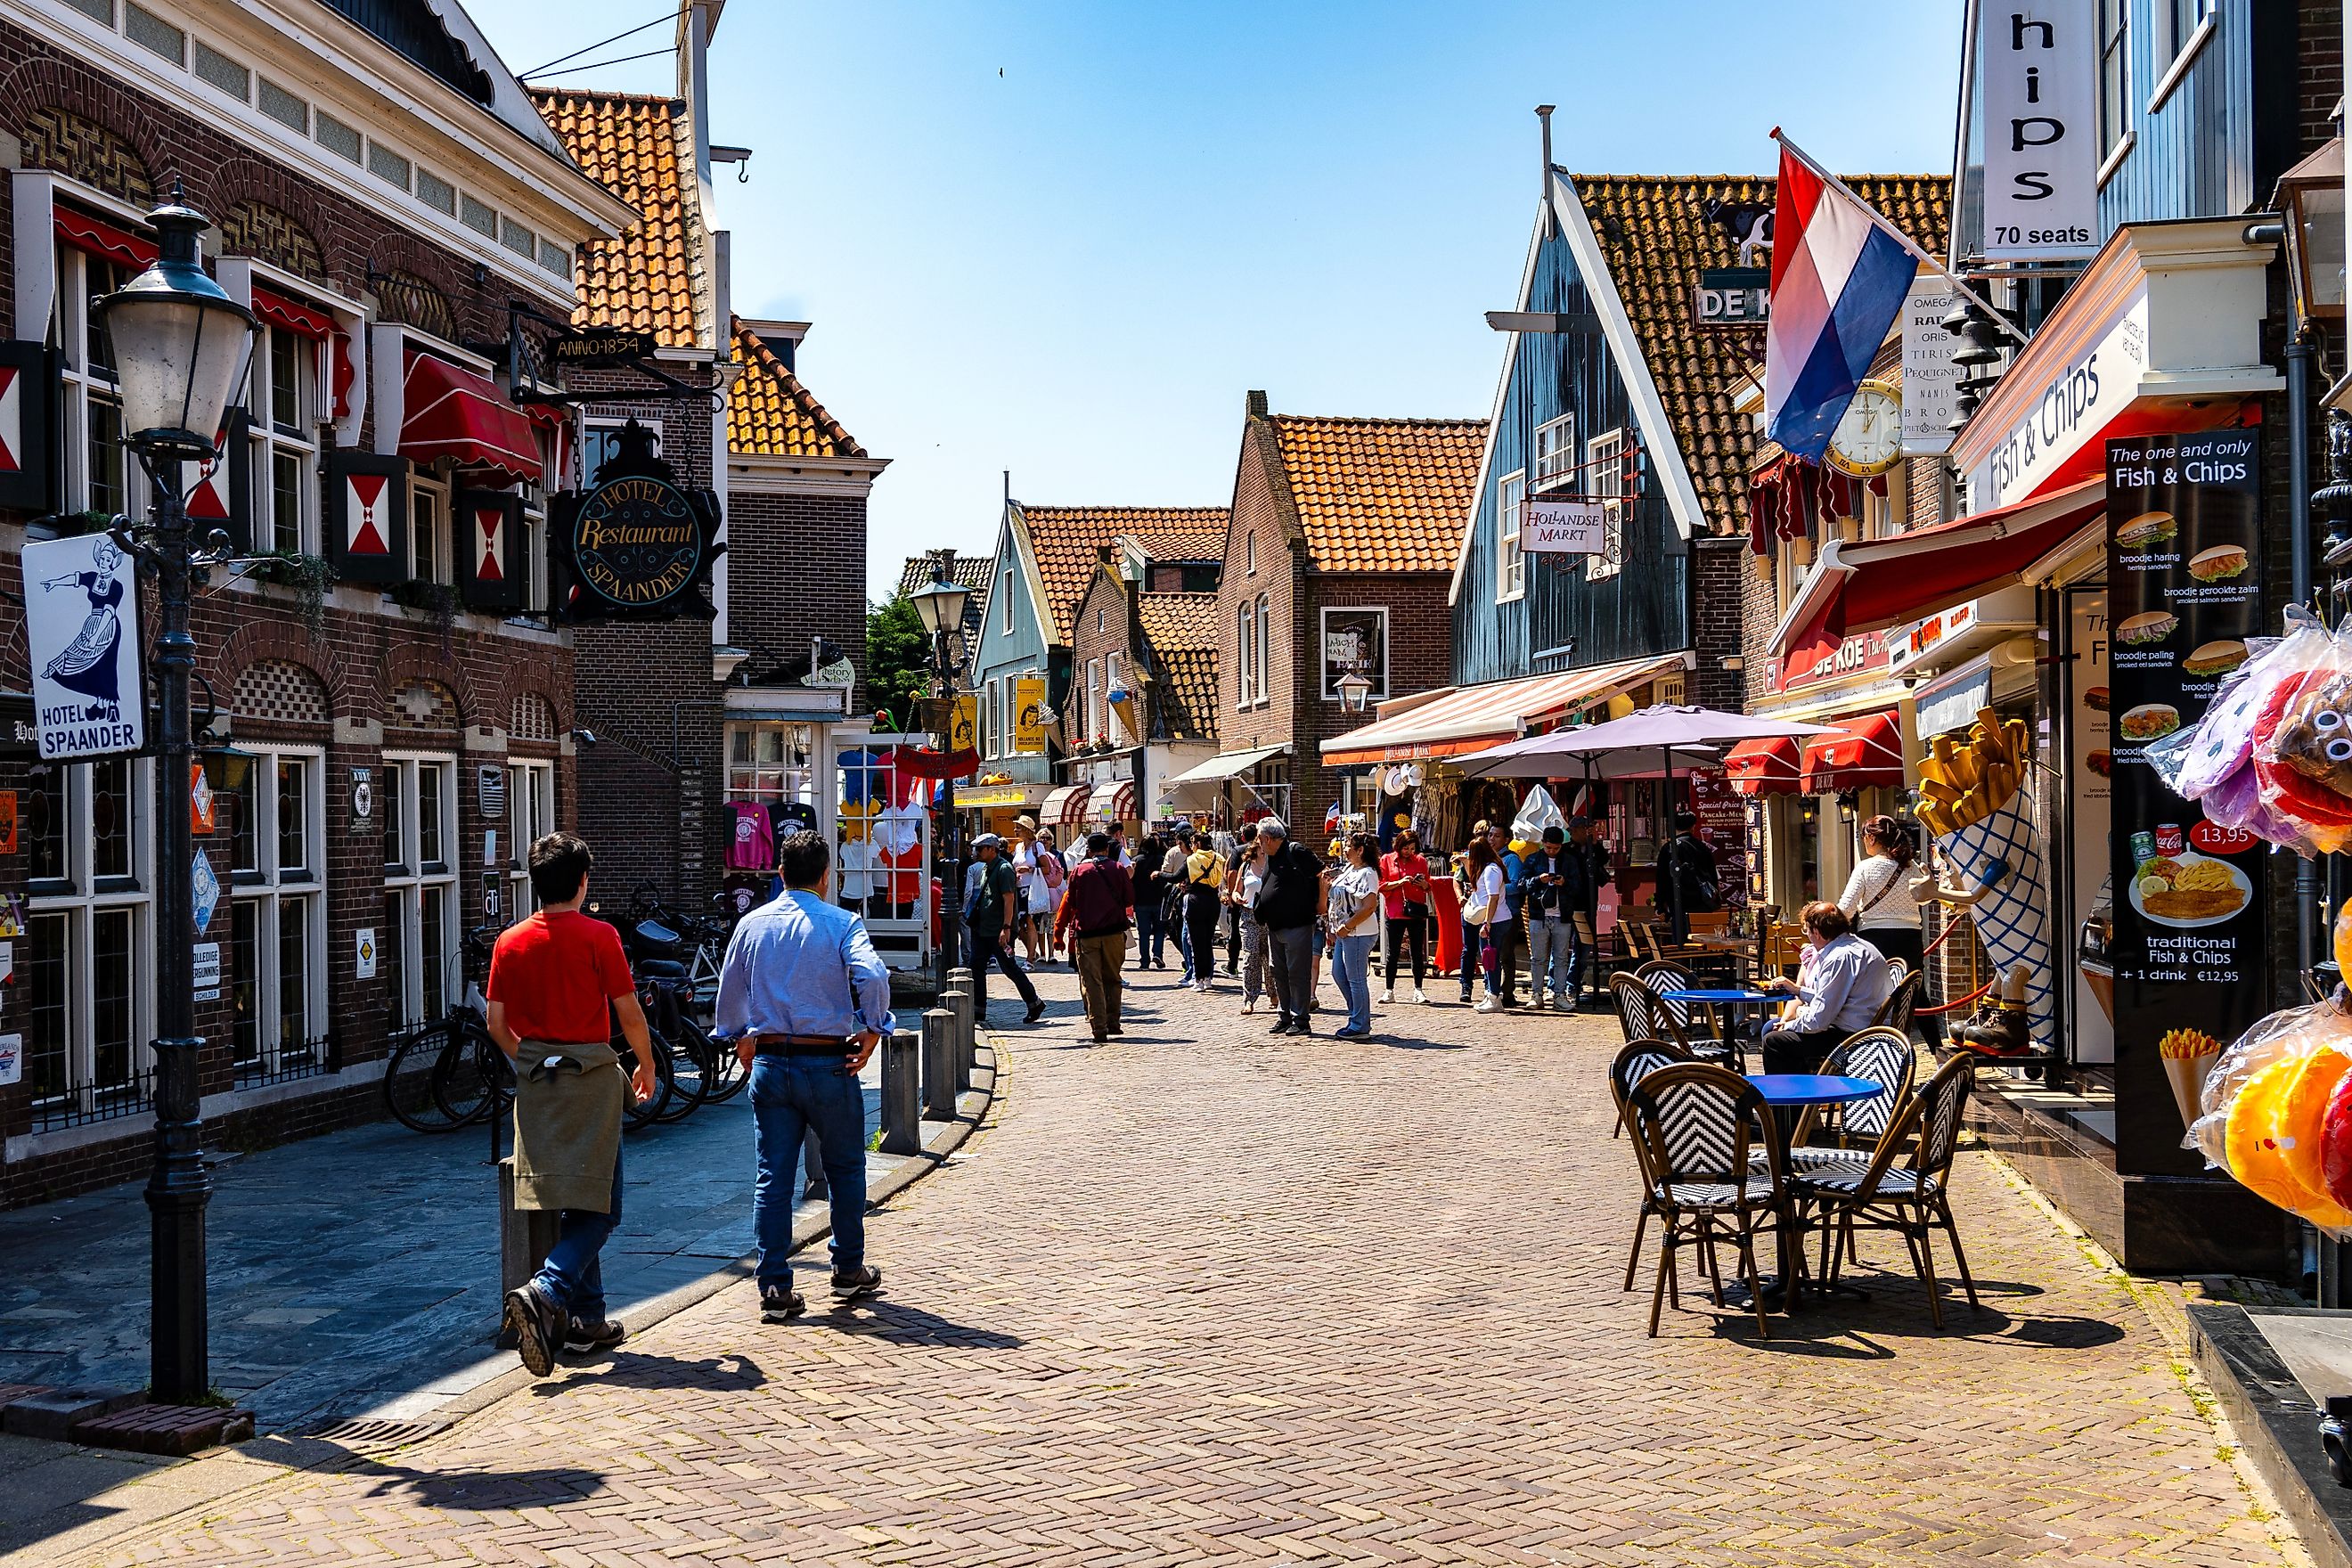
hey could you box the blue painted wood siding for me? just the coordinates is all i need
[1450,223,1689,690]
[968,514,1054,784]
[2096,0,2255,231]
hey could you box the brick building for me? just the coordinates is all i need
[1184,395,1482,840]
[0,0,642,1205]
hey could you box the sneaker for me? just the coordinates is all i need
[502,1282,561,1376]
[1474,998,1498,1014]
[1270,1017,1294,1034]
[1412,988,1428,1004]
[565,1317,626,1353]
[1379,988,1394,1004]
[761,1286,806,1322]
[832,1264,884,1301]
[1024,999,1048,1024]
[1531,995,1549,1011]
[1331,1025,1368,1039]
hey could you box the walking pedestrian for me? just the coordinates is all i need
[713,830,892,1322]
[1483,821,1526,1007]
[1566,815,1609,1005]
[1232,828,1270,1014]
[965,834,1046,1025]
[1254,819,1323,1035]
[1376,828,1432,1004]
[1326,831,1382,1038]
[1131,829,1169,968]
[1220,829,1249,976]
[491,832,660,1375]
[1462,834,1507,1013]
[1032,827,1067,962]
[1156,829,1194,975]
[1053,830,1134,1041]
[1520,825,1575,1009]
[1180,832,1226,991]
[1839,813,1935,1041]
[1008,817,1048,967]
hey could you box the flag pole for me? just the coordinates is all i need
[1770,128,2026,343]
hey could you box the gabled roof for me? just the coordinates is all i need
[1138,592,1220,744]
[1264,414,1487,574]
[728,319,866,459]
[1018,506,1229,644]
[896,553,993,598]
[1567,171,1948,535]
[530,89,710,350]
[1119,522,1226,564]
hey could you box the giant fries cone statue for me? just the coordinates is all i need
[1917,711,2054,1053]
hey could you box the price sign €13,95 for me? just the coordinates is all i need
[21,533,143,761]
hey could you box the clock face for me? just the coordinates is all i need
[1826,381,1902,477]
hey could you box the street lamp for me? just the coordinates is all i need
[1336,671,1373,715]
[908,570,970,978]
[93,192,255,1408]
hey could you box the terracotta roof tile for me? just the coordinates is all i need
[728,318,866,459]
[1138,592,1219,743]
[1569,173,1948,534]
[895,553,993,598]
[530,89,708,349]
[1020,506,1229,644]
[1119,524,1225,563]
[1264,415,1487,574]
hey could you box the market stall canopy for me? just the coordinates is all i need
[1041,783,1091,832]
[1499,705,1840,761]
[1768,478,2106,657]
[1724,735,1801,796]
[1319,652,1688,767]
[1164,744,1288,788]
[398,350,541,486]
[1799,711,1905,792]
[1457,735,1719,780]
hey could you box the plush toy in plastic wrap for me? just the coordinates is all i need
[2148,608,2352,856]
[1913,707,2054,1055]
[2185,986,2352,1235]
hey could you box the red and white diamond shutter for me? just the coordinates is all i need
[324,451,407,584]
[454,487,524,612]
[0,341,56,513]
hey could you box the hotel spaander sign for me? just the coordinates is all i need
[551,419,723,621]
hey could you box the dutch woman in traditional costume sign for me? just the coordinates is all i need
[38,537,127,717]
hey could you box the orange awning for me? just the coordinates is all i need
[1800,712,1905,793]
[1724,735,1801,796]
[1320,653,1686,768]
[399,350,540,486]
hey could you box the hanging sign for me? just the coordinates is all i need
[1694,267,1770,326]
[1900,278,1960,455]
[1523,498,1606,555]
[2105,428,2265,1175]
[22,533,143,761]
[547,327,657,369]
[551,420,722,621]
[950,695,977,753]
[1014,675,1047,755]
[1979,0,2100,260]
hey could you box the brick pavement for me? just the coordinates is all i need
[75,968,2302,1565]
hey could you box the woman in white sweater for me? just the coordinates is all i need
[1837,814,1928,1033]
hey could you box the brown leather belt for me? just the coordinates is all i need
[751,1033,851,1057]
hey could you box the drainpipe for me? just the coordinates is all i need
[2288,320,2320,981]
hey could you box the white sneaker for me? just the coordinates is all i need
[1379,988,1394,1004]
[1411,988,1427,1004]
[1531,995,1549,1011]
[1474,998,1498,1014]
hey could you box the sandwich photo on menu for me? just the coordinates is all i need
[2186,543,2250,583]
[2116,510,2178,551]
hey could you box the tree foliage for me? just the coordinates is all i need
[865,592,934,731]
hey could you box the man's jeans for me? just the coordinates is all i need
[1526,914,1572,1001]
[1134,900,1165,967]
[1265,923,1319,1025]
[1331,933,1376,1033]
[968,929,1040,1019]
[751,1052,869,1293]
[533,1139,621,1325]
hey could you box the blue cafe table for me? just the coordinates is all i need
[1740,1074,1882,1310]
[1659,987,1780,1045]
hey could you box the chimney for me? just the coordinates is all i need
[1246,389,1268,418]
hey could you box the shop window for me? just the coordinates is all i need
[1532,413,1577,493]
[409,471,450,584]
[835,744,919,923]
[505,759,556,918]
[580,417,658,484]
[2096,0,2128,159]
[381,753,457,1027]
[53,241,132,521]
[1497,470,1526,600]
[1586,429,1626,581]
[23,758,153,1128]
[230,751,325,1075]
[247,322,317,555]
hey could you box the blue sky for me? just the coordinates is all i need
[463,1,1964,598]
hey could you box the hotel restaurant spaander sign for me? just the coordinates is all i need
[551,419,723,621]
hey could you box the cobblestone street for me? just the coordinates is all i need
[64,968,2301,1565]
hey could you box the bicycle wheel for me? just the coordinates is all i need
[691,1020,747,1104]
[431,1026,510,1127]
[383,1022,460,1132]
[649,1028,709,1123]
[623,1041,673,1131]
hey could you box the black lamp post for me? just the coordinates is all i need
[93,192,255,1406]
[909,570,971,983]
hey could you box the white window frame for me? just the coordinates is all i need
[579,415,660,485]
[2096,0,2129,159]
[1245,532,1257,576]
[249,320,318,555]
[726,723,820,839]
[1319,606,1389,703]
[1497,469,1527,600]
[1254,594,1272,706]
[22,757,154,1120]
[1236,600,1254,707]
[1586,430,1627,582]
[505,758,557,919]
[230,747,328,1065]
[1001,565,1017,633]
[1532,412,1577,493]
[380,752,458,1028]
[51,240,133,521]
[1087,657,1104,741]
[409,469,450,584]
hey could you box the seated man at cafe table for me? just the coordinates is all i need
[1759,901,1891,1074]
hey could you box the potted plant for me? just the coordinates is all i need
[244,551,334,636]
[389,578,461,645]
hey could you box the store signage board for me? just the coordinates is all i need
[1694,268,1769,327]
[1968,280,2148,509]
[1014,675,1047,755]
[2068,590,2113,1066]
[1774,625,1890,694]
[1523,499,1605,555]
[21,533,143,761]
[192,941,220,1003]
[1687,771,1750,914]
[1978,0,2100,260]
[1900,279,1960,454]
[551,421,722,622]
[2105,428,2264,1176]
[548,327,657,369]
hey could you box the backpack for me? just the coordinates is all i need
[1040,847,1066,891]
[1676,838,1721,913]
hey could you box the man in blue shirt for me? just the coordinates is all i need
[715,830,893,1321]
[1484,821,1526,1008]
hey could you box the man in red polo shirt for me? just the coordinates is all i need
[487,832,657,1376]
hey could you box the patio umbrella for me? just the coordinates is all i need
[1458,736,1722,780]
[1477,706,1843,938]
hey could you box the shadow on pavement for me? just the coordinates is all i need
[527,1350,764,1396]
[359,1461,608,1510]
[823,1300,1025,1349]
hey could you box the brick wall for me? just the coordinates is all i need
[2301,0,2343,154]
[1690,535,1745,712]
[723,487,870,708]
[1070,561,1131,745]
[1215,412,1302,816]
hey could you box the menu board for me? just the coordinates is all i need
[1686,770,1751,914]
[2105,429,2266,1174]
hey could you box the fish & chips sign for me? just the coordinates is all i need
[22,533,143,760]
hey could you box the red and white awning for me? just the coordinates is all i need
[398,350,539,485]
[1320,652,1688,768]
[1096,780,1137,821]
[1041,783,1091,831]
[1723,735,1801,796]
[1799,712,1904,793]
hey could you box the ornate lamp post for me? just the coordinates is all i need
[909,570,971,980]
[93,192,255,1405]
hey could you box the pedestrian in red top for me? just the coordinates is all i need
[1377,829,1433,1004]
[1053,831,1135,1042]
[488,833,657,1376]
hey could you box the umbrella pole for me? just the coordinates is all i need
[1662,747,1683,944]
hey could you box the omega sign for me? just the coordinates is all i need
[551,419,723,621]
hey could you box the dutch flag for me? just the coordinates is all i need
[1763,137,1920,466]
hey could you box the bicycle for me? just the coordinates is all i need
[380,927,505,1133]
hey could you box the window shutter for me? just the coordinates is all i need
[0,342,59,515]
[324,450,408,584]
[453,486,525,612]
[184,408,253,552]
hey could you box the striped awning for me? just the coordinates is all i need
[1041,783,1091,830]
[1319,652,1688,767]
[1094,779,1137,821]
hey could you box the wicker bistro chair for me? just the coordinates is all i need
[1872,968,1923,1034]
[1611,973,1692,1049]
[1623,1064,1788,1337]
[1782,1027,1918,1172]
[1634,960,1747,1072]
[1793,1054,1980,1328]
[1609,1040,1698,1284]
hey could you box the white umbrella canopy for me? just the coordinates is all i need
[1458,738,1722,780]
[1510,704,1842,757]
